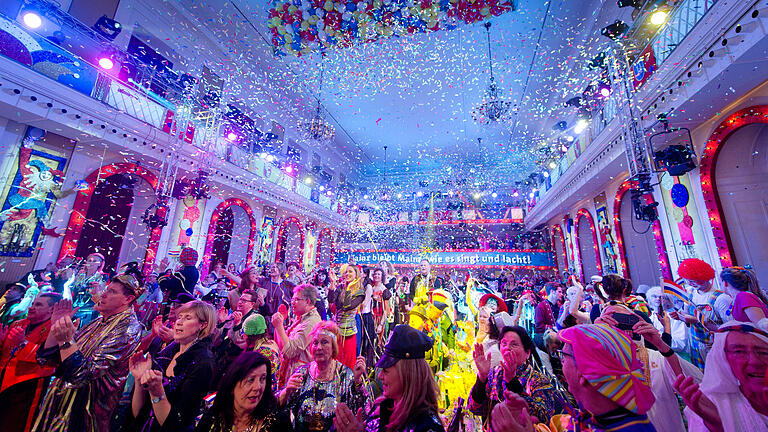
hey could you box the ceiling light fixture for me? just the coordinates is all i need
[650,10,668,26]
[22,11,42,29]
[472,22,514,125]
[301,53,335,144]
[574,119,589,134]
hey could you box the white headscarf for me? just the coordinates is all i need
[687,320,768,431]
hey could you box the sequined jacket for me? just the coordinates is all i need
[32,308,142,432]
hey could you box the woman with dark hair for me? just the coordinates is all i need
[333,325,444,432]
[589,274,650,322]
[721,266,767,323]
[469,325,555,426]
[194,352,291,432]
[311,268,331,320]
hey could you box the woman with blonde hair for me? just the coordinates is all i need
[328,264,365,368]
[127,300,217,431]
[334,324,444,432]
[280,321,368,432]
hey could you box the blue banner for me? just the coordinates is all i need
[332,250,556,269]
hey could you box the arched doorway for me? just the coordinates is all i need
[576,209,602,279]
[713,122,768,286]
[551,224,567,275]
[614,181,672,285]
[316,228,334,268]
[202,198,257,275]
[700,105,768,286]
[59,163,161,274]
[276,217,304,266]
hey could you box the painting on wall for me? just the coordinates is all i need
[0,129,69,256]
[258,216,275,266]
[594,192,619,274]
[658,172,707,264]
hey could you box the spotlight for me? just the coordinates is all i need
[512,191,519,197]
[561,145,568,152]
[601,20,629,40]
[363,194,369,200]
[259,153,267,159]
[416,191,424,197]
[266,155,275,162]
[473,193,481,199]
[598,83,611,97]
[587,52,608,70]
[552,121,567,131]
[397,193,403,199]
[98,55,115,70]
[22,12,42,29]
[285,165,294,174]
[93,15,122,41]
[491,192,498,198]
[650,10,667,25]
[566,135,574,142]
[574,119,589,134]
[319,186,325,191]
[549,161,557,169]
[226,132,238,141]
[528,192,535,198]
[304,177,313,185]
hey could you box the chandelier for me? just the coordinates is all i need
[302,105,335,143]
[473,22,514,125]
[301,54,335,143]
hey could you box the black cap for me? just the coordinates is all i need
[376,324,434,369]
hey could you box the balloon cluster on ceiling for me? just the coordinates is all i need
[267,0,517,56]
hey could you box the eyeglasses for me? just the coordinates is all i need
[555,350,574,361]
[724,347,768,361]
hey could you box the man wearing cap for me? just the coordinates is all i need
[32,272,143,432]
[669,258,732,369]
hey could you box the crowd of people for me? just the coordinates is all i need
[0,248,766,432]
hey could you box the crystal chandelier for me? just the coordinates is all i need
[473,22,514,125]
[302,54,335,143]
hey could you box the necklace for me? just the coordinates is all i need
[311,361,337,382]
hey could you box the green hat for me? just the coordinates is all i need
[243,314,267,336]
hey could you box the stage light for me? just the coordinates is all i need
[266,155,275,162]
[549,161,557,169]
[542,171,550,178]
[512,191,519,197]
[492,192,498,198]
[319,186,325,191]
[650,10,667,25]
[566,135,574,142]
[601,20,629,40]
[416,191,423,197]
[617,0,643,9]
[574,119,589,134]
[226,132,238,141]
[599,84,611,97]
[529,192,535,198]
[363,194,369,199]
[304,177,313,185]
[22,12,42,29]
[473,193,481,199]
[259,153,267,159]
[397,193,403,199]
[98,56,115,70]
[561,144,568,152]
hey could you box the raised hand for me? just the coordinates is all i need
[216,306,229,324]
[673,375,721,429]
[50,299,74,325]
[491,404,534,432]
[284,369,305,396]
[271,312,285,329]
[473,342,491,381]
[51,317,76,345]
[232,311,243,326]
[129,351,152,379]
[333,402,365,432]
[141,369,165,398]
[353,356,366,385]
